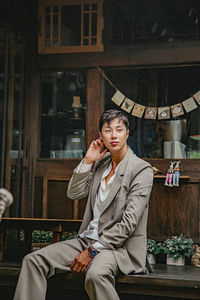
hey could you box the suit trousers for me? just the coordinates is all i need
[13,237,120,300]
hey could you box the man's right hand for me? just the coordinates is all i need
[83,139,107,164]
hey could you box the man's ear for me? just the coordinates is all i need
[99,132,103,140]
[127,130,130,138]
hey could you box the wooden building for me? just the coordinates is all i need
[0,0,200,245]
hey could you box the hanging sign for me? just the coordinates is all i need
[121,98,135,113]
[182,97,197,113]
[144,107,158,119]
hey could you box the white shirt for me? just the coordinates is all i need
[77,160,120,251]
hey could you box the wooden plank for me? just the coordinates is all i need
[147,181,200,242]
[86,68,103,147]
[1,264,200,299]
[0,218,82,232]
[37,45,200,69]
[42,176,72,219]
[42,177,48,218]
[146,158,200,180]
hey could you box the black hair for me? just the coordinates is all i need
[99,109,129,132]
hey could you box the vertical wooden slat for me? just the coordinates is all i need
[50,6,53,47]
[86,68,103,147]
[38,3,42,52]
[97,0,104,49]
[58,6,61,47]
[81,3,84,46]
[42,177,48,218]
[89,3,92,45]
[73,199,79,220]
[0,229,5,261]
[5,45,15,192]
[1,31,9,188]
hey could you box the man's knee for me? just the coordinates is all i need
[22,250,43,269]
[22,252,36,265]
[85,264,109,288]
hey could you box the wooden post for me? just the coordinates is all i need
[86,68,103,147]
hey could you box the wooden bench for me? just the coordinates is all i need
[1,218,200,299]
[0,263,200,299]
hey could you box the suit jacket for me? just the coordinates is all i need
[67,147,154,275]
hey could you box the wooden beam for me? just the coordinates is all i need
[86,68,103,147]
[37,43,200,70]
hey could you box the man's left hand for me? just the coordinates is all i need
[70,249,93,274]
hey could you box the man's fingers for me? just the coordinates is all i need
[71,261,79,273]
[81,264,88,273]
[100,148,107,158]
[70,257,78,271]
[71,261,86,274]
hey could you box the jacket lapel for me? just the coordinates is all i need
[100,148,134,215]
[91,158,111,208]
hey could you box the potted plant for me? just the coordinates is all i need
[31,230,53,250]
[31,231,77,251]
[162,234,194,266]
[147,239,163,264]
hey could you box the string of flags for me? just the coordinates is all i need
[112,90,200,119]
[97,66,200,120]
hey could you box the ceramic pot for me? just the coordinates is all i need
[147,253,156,264]
[166,254,185,266]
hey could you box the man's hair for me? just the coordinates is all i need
[99,109,129,132]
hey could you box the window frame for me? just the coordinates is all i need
[38,0,104,54]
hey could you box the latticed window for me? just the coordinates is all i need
[38,0,104,53]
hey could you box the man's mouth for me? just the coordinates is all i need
[110,142,119,146]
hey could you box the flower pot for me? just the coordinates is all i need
[147,253,156,264]
[166,254,185,266]
[32,242,51,251]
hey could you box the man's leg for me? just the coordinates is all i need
[14,237,91,300]
[85,250,120,300]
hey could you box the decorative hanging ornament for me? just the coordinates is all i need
[111,90,125,106]
[132,103,146,118]
[96,66,200,120]
[121,98,135,113]
[158,107,170,119]
[144,107,158,119]
[182,97,197,113]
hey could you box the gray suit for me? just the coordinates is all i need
[68,147,154,275]
[14,148,153,300]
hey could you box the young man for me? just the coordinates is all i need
[14,109,153,300]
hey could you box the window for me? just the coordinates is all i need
[104,66,200,159]
[40,71,86,159]
[38,0,104,53]
[110,0,200,45]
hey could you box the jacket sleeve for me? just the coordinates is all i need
[67,164,94,200]
[98,165,154,249]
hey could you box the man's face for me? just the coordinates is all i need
[100,118,129,153]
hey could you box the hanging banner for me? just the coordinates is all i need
[121,98,135,113]
[96,66,200,120]
[182,97,197,113]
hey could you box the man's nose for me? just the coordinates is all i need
[111,130,117,138]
